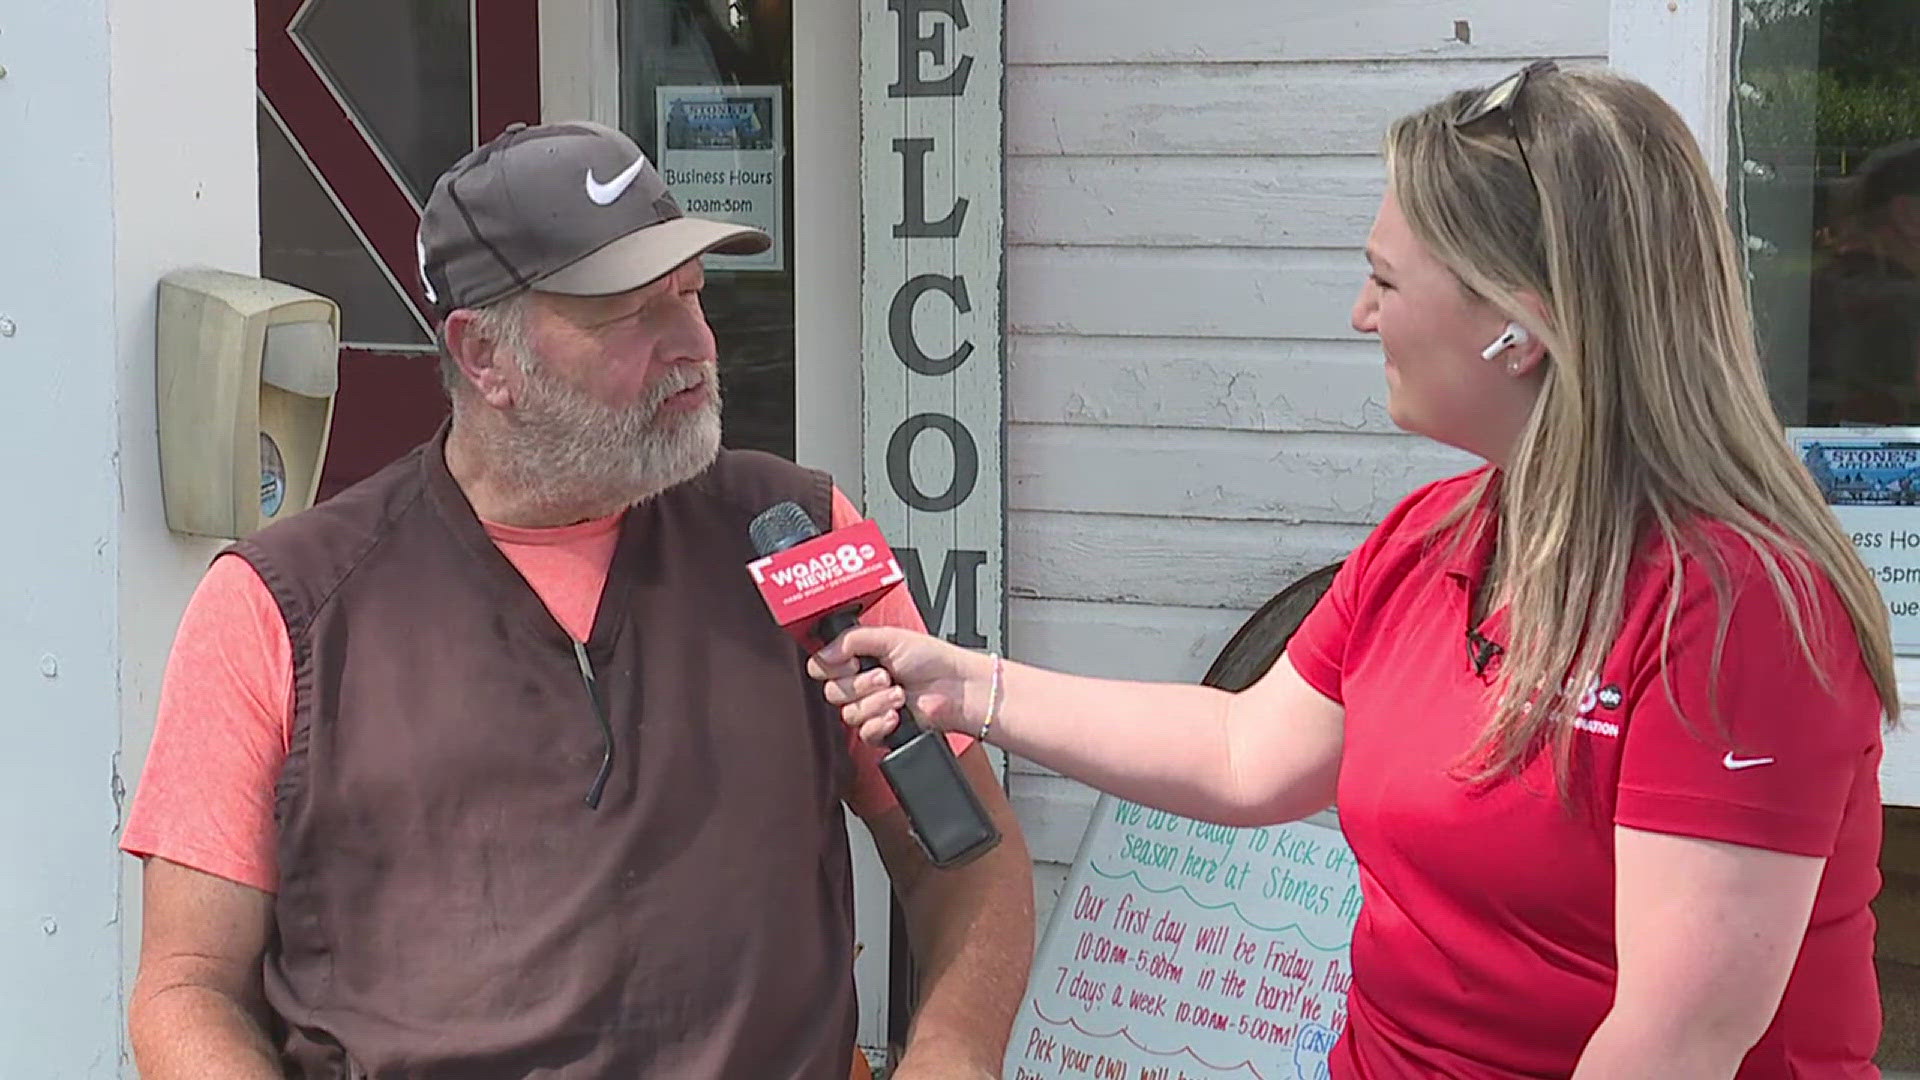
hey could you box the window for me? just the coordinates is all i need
[1730,2,1920,1071]
[1733,0,1920,427]
[620,0,796,460]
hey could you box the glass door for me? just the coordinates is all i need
[256,0,542,499]
[619,0,796,460]
[616,4,902,1065]
[1730,1,1920,1071]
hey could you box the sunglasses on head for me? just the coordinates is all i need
[1452,59,1559,198]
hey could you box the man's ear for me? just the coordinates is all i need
[441,307,517,409]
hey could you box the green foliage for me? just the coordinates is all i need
[1742,68,1920,163]
[1820,74,1920,159]
[1738,0,1920,168]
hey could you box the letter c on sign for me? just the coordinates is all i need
[886,413,978,513]
[888,274,975,376]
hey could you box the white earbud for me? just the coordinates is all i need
[1480,322,1530,361]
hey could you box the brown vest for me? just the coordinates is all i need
[233,429,856,1078]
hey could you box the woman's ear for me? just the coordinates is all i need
[1497,293,1553,377]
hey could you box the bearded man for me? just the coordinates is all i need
[120,121,1033,1080]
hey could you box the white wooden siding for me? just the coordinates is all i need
[1008,61,1572,158]
[1009,157,1385,249]
[1000,2,1611,927]
[1008,335,1395,433]
[1011,247,1374,340]
[1012,427,1471,521]
[1012,513,1367,610]
[1009,0,1607,66]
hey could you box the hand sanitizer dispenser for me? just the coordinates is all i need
[156,269,340,539]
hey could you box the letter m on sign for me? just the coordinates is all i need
[898,547,988,647]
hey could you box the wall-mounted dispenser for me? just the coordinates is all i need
[156,269,340,539]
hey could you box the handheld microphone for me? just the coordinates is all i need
[747,501,1001,869]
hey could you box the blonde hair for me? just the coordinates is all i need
[1384,67,1898,789]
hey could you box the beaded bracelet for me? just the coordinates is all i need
[979,652,1004,743]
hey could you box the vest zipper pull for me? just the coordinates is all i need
[574,639,615,809]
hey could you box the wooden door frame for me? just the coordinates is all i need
[256,0,540,498]
[257,0,541,321]
[540,0,623,127]
[788,0,895,1054]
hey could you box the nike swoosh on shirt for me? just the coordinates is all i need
[1721,752,1776,771]
[585,156,649,206]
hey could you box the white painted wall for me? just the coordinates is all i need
[999,0,1611,928]
[0,2,127,1069]
[109,0,260,1032]
[0,0,253,1072]
[1609,0,1734,184]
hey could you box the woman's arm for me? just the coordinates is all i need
[811,627,1345,827]
[1572,827,1824,1079]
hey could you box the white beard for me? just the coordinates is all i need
[492,358,723,517]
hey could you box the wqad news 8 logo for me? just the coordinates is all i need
[1800,439,1920,507]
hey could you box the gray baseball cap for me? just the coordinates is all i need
[417,120,771,315]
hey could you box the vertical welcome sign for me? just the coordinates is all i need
[860,0,1005,663]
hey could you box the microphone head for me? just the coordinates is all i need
[745,508,904,649]
[748,501,822,557]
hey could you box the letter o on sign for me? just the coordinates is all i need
[886,413,978,513]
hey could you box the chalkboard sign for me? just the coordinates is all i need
[1004,564,1355,1080]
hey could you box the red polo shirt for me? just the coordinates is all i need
[1287,469,1885,1078]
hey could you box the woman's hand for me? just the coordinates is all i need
[807,626,991,744]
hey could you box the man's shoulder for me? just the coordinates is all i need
[683,448,833,521]
[248,450,426,544]
[228,443,433,600]
[703,447,824,487]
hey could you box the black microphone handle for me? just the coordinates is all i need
[811,606,1000,868]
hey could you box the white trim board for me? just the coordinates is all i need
[794,0,864,499]
[1608,0,1734,185]
[539,0,620,125]
[795,0,890,1050]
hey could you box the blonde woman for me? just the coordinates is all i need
[812,63,1897,1078]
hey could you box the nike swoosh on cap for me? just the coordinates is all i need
[585,155,649,206]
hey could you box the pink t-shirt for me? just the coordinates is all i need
[121,487,958,894]
[1286,469,1885,1078]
